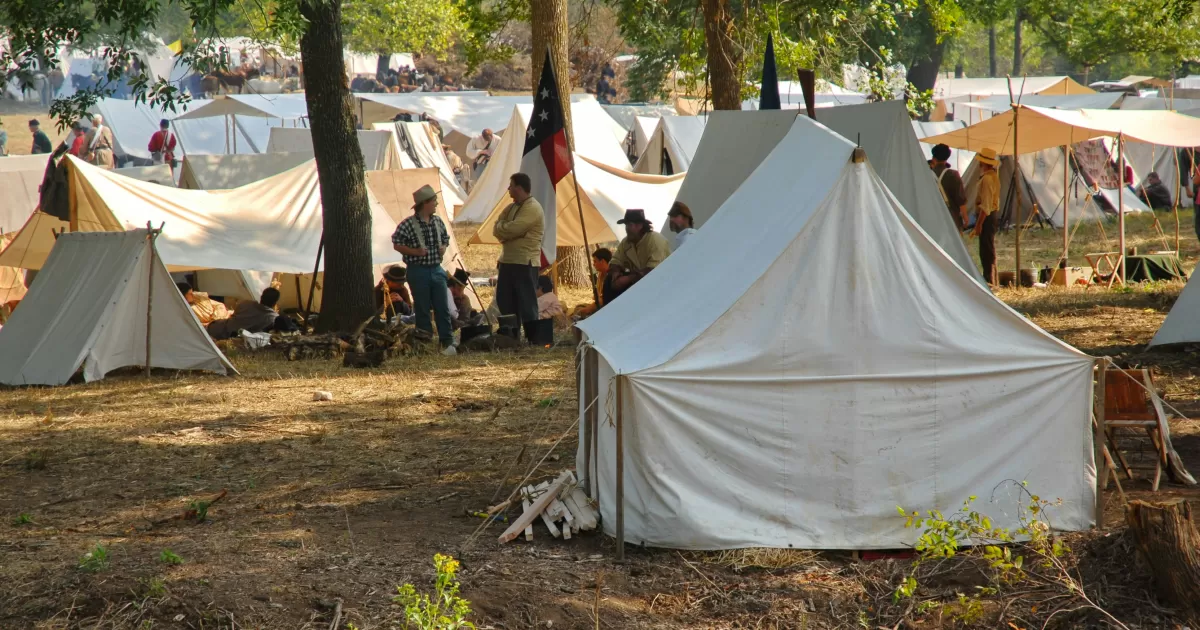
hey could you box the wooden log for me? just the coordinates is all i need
[1126,500,1200,625]
[520,498,534,541]
[498,479,566,543]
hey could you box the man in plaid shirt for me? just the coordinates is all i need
[392,184,456,355]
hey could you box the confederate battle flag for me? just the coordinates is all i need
[521,50,571,266]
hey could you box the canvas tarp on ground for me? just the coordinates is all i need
[455,104,641,224]
[0,230,235,386]
[575,114,1096,550]
[371,120,469,214]
[0,156,405,275]
[178,153,314,190]
[470,155,685,247]
[633,115,706,175]
[0,154,49,233]
[265,128,402,171]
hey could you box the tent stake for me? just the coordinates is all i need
[615,374,626,563]
[1095,358,1107,529]
[305,236,324,318]
[1118,133,1126,284]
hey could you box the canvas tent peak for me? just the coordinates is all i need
[1150,272,1200,347]
[173,93,310,120]
[575,113,1096,550]
[0,229,236,386]
[633,115,706,175]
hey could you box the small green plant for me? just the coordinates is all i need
[536,396,559,408]
[79,543,110,572]
[12,512,33,526]
[24,450,47,471]
[140,576,168,598]
[159,549,184,565]
[392,554,476,629]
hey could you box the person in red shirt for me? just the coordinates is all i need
[67,123,87,157]
[147,119,177,167]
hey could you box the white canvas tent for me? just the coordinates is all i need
[632,115,662,158]
[633,115,706,175]
[575,115,1097,550]
[0,154,48,233]
[912,121,976,172]
[371,120,469,213]
[114,164,176,186]
[0,230,235,385]
[678,104,982,284]
[266,128,402,171]
[178,152,314,190]
[90,97,261,162]
[1150,274,1200,346]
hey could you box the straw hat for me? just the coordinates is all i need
[978,147,1000,167]
[412,184,438,208]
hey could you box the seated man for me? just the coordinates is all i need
[375,265,413,318]
[206,287,281,340]
[607,210,671,303]
[177,281,229,325]
[536,275,565,322]
[1138,171,1173,210]
[570,248,612,320]
[448,268,483,329]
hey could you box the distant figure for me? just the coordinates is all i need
[602,62,616,80]
[666,201,696,251]
[28,119,52,154]
[974,148,1001,285]
[1139,172,1173,210]
[570,248,612,320]
[177,282,230,325]
[64,123,87,157]
[536,275,564,322]
[466,128,500,181]
[205,287,281,340]
[448,268,482,329]
[148,119,177,167]
[375,265,413,318]
[930,143,967,231]
[0,120,7,155]
[443,143,469,192]
[83,114,115,169]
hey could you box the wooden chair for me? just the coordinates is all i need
[1101,367,1170,491]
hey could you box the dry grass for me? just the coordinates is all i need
[0,114,69,155]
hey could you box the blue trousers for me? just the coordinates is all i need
[407,264,453,347]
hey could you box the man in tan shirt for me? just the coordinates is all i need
[974,147,1001,286]
[608,209,672,302]
[492,172,545,340]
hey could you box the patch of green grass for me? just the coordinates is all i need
[140,576,167,598]
[12,513,33,526]
[159,549,184,565]
[79,543,110,573]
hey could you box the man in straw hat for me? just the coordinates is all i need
[608,209,672,302]
[392,184,457,355]
[974,147,1001,286]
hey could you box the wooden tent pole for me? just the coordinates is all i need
[1095,358,1108,529]
[145,222,157,378]
[1014,103,1022,285]
[1063,144,1070,267]
[615,374,625,562]
[1118,133,1127,284]
[305,236,324,317]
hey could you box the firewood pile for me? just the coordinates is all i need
[498,471,599,543]
[268,320,440,363]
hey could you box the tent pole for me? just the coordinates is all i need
[580,346,593,496]
[1173,147,1182,253]
[224,115,230,154]
[145,222,156,378]
[615,374,625,563]
[586,347,598,497]
[566,147,600,306]
[1013,104,1022,286]
[1094,358,1107,529]
[1118,133,1126,284]
[232,114,238,153]
[305,235,324,317]
[1063,144,1069,268]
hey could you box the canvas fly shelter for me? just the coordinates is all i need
[265,128,403,171]
[575,115,1097,551]
[0,229,235,386]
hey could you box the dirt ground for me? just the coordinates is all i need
[4,190,1200,629]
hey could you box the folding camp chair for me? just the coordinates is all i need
[1099,366,1176,491]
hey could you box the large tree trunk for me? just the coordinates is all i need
[702,0,741,110]
[907,42,945,95]
[1126,500,1200,625]
[532,0,590,287]
[1012,10,1023,76]
[988,25,998,77]
[299,0,376,333]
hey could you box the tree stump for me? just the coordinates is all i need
[1125,499,1200,624]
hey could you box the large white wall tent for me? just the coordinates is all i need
[178,153,314,190]
[265,128,403,171]
[371,120,470,213]
[575,115,1097,550]
[632,115,706,175]
[0,154,48,233]
[0,230,235,386]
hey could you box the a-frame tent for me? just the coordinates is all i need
[0,229,235,385]
[1149,274,1200,347]
[675,103,983,284]
[632,115,706,175]
[576,115,1096,550]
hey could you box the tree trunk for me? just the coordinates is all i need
[531,0,590,286]
[376,54,390,79]
[702,0,741,110]
[1126,500,1200,625]
[1012,10,1023,76]
[906,41,945,95]
[988,25,997,77]
[298,0,376,333]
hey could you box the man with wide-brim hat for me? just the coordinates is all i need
[391,184,456,354]
[376,265,413,318]
[608,208,673,302]
[973,147,1001,286]
[447,268,481,329]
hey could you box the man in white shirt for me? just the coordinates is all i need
[465,128,501,182]
[667,201,696,251]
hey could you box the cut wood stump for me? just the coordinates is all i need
[1126,499,1200,624]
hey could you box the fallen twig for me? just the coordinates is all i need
[328,598,342,630]
[151,489,228,526]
